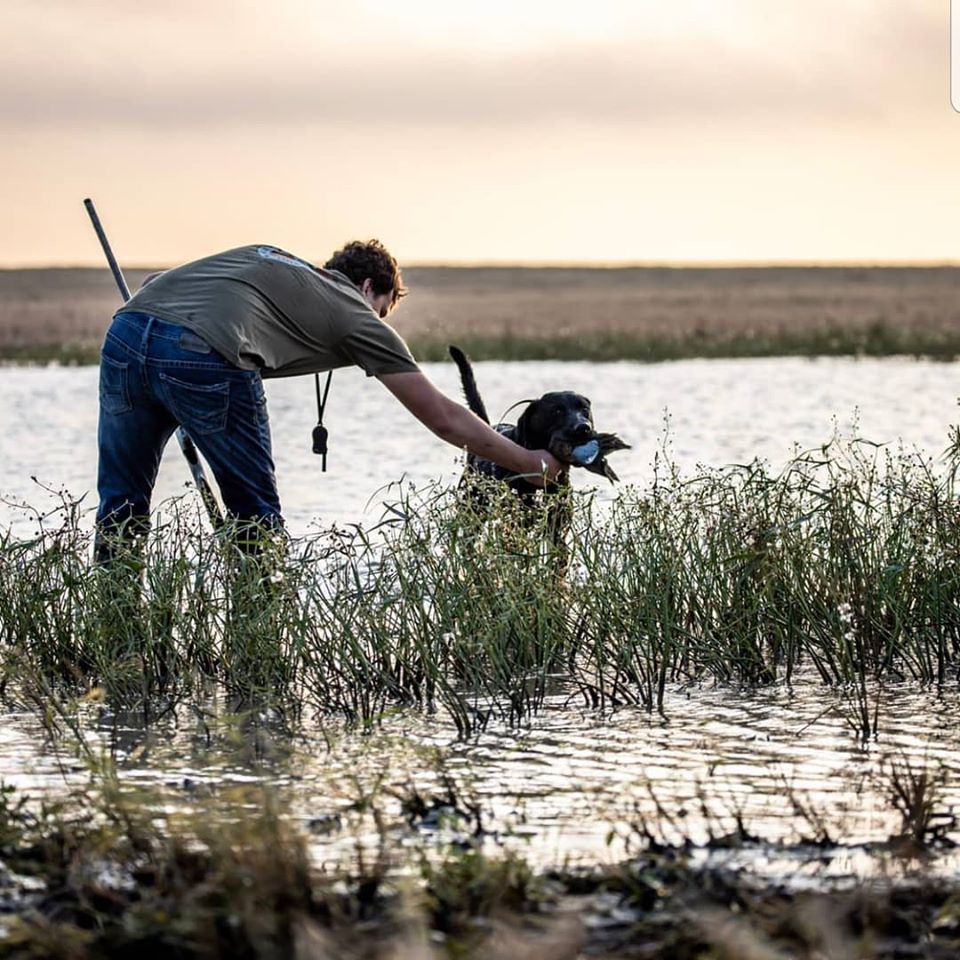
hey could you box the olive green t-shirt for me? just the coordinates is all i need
[118,245,419,379]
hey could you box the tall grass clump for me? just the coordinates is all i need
[567,433,960,734]
[2,429,960,737]
[287,481,575,734]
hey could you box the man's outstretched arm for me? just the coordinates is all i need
[378,371,565,484]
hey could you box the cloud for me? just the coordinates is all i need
[0,0,943,130]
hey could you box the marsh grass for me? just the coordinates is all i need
[0,776,397,959]
[3,431,960,738]
[408,320,960,363]
[12,323,960,367]
[7,264,960,364]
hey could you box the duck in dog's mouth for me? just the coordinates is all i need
[550,432,631,483]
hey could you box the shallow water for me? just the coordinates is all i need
[3,356,960,877]
[2,355,958,534]
[8,677,960,881]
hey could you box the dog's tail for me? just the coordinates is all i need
[448,345,490,424]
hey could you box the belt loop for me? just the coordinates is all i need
[138,315,154,390]
[139,315,154,358]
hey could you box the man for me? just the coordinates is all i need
[95,240,564,550]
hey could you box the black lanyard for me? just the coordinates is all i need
[312,371,332,471]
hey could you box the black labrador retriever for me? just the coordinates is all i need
[448,345,628,563]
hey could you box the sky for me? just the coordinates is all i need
[1,0,956,266]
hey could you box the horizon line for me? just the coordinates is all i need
[6,258,960,271]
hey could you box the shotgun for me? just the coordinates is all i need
[83,198,225,529]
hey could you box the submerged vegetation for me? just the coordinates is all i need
[2,430,960,739]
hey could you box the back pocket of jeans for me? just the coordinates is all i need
[100,354,131,415]
[159,373,230,435]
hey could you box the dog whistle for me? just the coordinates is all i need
[312,423,329,471]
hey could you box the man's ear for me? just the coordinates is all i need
[359,277,374,297]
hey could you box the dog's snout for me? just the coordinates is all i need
[572,421,593,441]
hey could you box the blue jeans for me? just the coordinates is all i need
[96,311,282,549]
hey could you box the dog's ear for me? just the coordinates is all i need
[515,400,547,448]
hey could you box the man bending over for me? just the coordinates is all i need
[95,240,564,554]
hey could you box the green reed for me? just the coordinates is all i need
[2,430,960,737]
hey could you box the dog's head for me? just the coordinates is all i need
[514,391,595,461]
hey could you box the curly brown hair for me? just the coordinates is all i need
[324,239,407,310]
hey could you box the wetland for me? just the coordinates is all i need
[4,267,960,956]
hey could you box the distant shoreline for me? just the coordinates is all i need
[4,264,960,364]
[6,331,958,366]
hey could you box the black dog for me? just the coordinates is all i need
[448,345,627,561]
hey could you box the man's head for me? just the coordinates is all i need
[324,239,406,318]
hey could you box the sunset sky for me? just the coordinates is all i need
[2,0,955,266]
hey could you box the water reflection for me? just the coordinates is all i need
[6,678,960,878]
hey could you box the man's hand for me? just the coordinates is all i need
[522,449,567,487]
